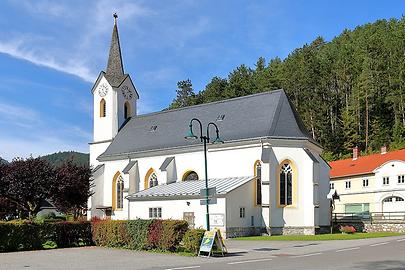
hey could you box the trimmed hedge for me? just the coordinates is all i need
[127,219,153,250]
[92,219,189,252]
[182,229,205,254]
[0,220,92,252]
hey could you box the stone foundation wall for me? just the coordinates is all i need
[365,222,405,233]
[225,227,263,238]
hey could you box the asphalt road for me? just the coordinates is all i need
[1,236,405,270]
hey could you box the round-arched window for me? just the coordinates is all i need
[383,196,404,202]
[183,171,199,181]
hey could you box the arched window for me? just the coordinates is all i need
[183,171,199,181]
[149,172,158,188]
[116,176,124,209]
[279,162,294,206]
[112,172,124,210]
[383,196,404,202]
[100,98,106,117]
[124,102,131,119]
[144,168,158,189]
[254,161,262,205]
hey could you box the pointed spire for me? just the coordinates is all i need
[106,13,124,76]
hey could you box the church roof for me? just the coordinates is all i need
[98,89,315,161]
[126,176,255,200]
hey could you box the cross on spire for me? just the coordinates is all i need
[113,12,118,25]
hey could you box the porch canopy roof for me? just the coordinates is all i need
[126,176,255,201]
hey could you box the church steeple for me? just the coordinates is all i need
[106,13,124,76]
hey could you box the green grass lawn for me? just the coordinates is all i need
[234,232,405,241]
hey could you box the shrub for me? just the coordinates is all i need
[182,229,205,254]
[91,220,130,248]
[126,219,153,250]
[160,220,189,251]
[147,219,163,249]
[339,225,356,234]
[0,220,92,252]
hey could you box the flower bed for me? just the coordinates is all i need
[339,225,356,234]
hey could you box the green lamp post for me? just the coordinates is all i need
[185,118,224,230]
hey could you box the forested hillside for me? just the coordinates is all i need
[169,17,405,160]
[41,151,89,167]
[0,157,8,165]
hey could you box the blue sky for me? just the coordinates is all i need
[0,0,403,161]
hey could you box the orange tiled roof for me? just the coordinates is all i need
[329,149,405,179]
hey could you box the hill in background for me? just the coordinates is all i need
[0,157,8,165]
[41,151,89,167]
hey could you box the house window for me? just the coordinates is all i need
[183,171,199,181]
[149,207,162,219]
[345,203,369,214]
[330,182,335,189]
[279,162,293,206]
[345,181,351,189]
[100,98,106,117]
[398,175,405,184]
[383,177,390,185]
[250,216,254,226]
[255,161,262,205]
[363,179,369,187]
[116,176,124,209]
[239,207,246,218]
[149,172,158,188]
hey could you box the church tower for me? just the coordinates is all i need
[91,13,139,145]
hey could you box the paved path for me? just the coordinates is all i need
[1,236,405,270]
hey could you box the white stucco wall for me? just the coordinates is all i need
[129,197,226,230]
[226,180,263,228]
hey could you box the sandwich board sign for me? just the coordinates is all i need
[198,229,227,257]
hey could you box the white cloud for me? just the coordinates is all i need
[0,38,96,82]
[0,0,154,83]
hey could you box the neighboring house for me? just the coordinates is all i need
[329,147,405,215]
[88,16,331,236]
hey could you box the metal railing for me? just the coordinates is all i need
[333,212,405,223]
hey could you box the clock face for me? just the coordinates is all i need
[98,83,109,97]
[121,85,133,100]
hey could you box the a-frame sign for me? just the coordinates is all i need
[198,229,227,257]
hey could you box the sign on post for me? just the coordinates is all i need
[200,187,216,197]
[200,197,217,205]
[198,229,227,257]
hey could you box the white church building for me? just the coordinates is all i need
[88,16,331,237]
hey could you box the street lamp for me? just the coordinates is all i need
[185,118,224,230]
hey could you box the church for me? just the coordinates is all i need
[88,16,331,237]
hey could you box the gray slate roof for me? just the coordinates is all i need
[106,22,124,77]
[126,176,254,201]
[99,89,314,161]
